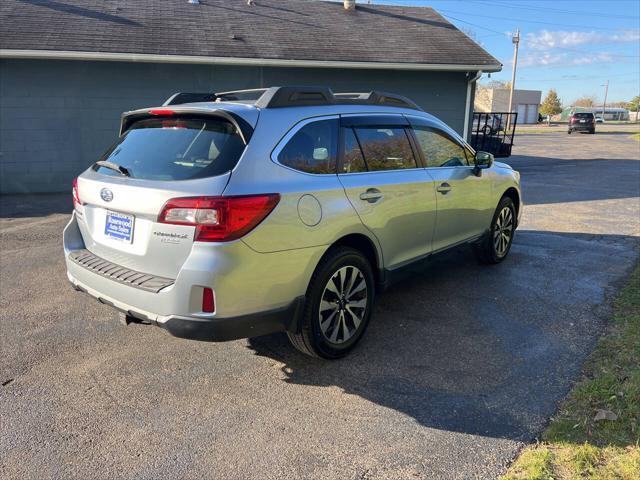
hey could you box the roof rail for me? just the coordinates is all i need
[255,86,336,108]
[214,88,269,102]
[163,92,218,106]
[256,86,423,110]
[162,86,422,111]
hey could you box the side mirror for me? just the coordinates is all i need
[474,151,494,175]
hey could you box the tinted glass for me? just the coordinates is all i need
[341,127,367,173]
[96,117,245,181]
[278,119,337,174]
[413,127,469,168]
[353,127,416,171]
[573,113,594,119]
[464,146,476,164]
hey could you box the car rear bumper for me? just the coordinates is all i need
[159,297,305,341]
[63,211,320,341]
[569,124,594,131]
[70,278,304,341]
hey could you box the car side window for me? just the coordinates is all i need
[352,127,417,171]
[464,146,476,165]
[277,119,338,174]
[412,127,469,168]
[341,127,368,173]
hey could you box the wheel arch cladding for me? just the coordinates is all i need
[502,187,520,216]
[327,234,381,283]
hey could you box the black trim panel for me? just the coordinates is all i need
[340,115,410,127]
[160,296,306,342]
[69,249,174,293]
[378,233,486,291]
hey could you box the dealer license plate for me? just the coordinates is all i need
[104,210,134,243]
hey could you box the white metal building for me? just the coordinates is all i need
[474,88,542,124]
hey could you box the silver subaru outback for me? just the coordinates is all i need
[64,86,522,359]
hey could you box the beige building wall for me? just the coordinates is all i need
[474,87,494,112]
[474,87,542,124]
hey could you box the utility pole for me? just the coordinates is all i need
[507,29,520,130]
[601,80,609,120]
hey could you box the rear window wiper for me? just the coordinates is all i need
[94,160,131,177]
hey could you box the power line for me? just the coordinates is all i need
[437,8,632,31]
[469,0,640,20]
[439,13,507,36]
[516,71,639,82]
[547,45,640,59]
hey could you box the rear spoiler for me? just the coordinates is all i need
[119,107,255,144]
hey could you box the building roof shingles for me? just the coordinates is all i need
[0,0,501,69]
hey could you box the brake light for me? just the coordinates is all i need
[161,119,187,129]
[149,109,175,116]
[72,177,83,210]
[202,287,215,313]
[158,194,280,242]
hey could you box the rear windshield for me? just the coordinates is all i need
[573,113,594,119]
[95,116,246,181]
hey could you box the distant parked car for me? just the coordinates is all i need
[473,113,502,134]
[595,116,605,123]
[568,112,596,134]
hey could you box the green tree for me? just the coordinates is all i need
[539,89,562,116]
[484,79,512,90]
[626,95,640,111]
[573,95,598,107]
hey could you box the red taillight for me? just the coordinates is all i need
[72,177,83,209]
[158,194,280,242]
[149,109,175,116]
[202,287,215,313]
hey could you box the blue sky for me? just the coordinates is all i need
[366,0,640,105]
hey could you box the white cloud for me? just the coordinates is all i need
[518,52,615,68]
[572,53,613,65]
[519,52,567,67]
[526,29,640,50]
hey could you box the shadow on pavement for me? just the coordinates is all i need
[247,230,638,442]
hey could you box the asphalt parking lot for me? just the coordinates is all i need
[1,130,639,479]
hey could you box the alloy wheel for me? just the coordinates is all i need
[493,206,514,257]
[318,266,368,345]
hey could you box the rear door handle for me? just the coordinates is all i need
[359,188,383,203]
[436,182,452,194]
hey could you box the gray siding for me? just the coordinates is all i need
[0,59,470,193]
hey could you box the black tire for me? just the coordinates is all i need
[567,129,572,134]
[475,196,516,264]
[590,129,596,134]
[287,247,375,359]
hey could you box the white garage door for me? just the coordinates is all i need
[517,104,526,123]
[526,104,538,124]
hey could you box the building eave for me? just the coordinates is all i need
[0,49,503,73]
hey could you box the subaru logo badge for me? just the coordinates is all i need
[100,188,113,202]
